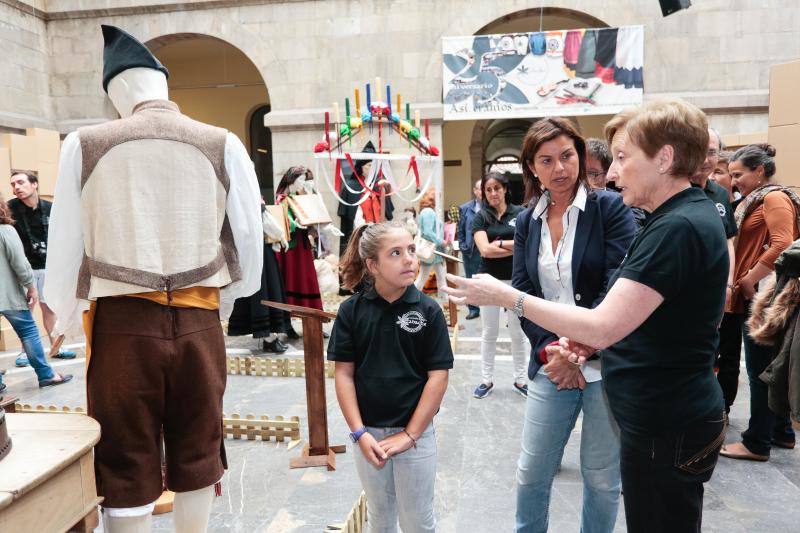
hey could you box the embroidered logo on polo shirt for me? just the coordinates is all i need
[509,217,517,227]
[396,310,427,333]
[716,203,726,217]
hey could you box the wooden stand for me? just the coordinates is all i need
[441,254,461,328]
[0,413,102,532]
[262,300,345,471]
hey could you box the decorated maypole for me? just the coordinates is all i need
[313,79,443,222]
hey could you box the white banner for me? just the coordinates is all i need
[442,26,644,120]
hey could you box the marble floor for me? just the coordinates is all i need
[1,313,798,532]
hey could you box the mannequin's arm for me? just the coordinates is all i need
[44,132,89,335]
[219,132,263,320]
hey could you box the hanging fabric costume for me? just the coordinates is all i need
[594,28,619,84]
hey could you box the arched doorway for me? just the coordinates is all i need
[443,8,610,208]
[147,34,273,195]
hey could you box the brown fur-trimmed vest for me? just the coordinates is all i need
[76,99,242,300]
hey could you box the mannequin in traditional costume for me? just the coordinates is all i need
[44,25,262,532]
[275,166,325,320]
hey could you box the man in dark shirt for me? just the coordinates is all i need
[688,130,741,410]
[689,129,736,265]
[8,171,76,363]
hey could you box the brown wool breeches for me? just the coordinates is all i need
[88,296,227,508]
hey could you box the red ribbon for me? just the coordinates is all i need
[334,158,342,193]
[345,153,380,195]
[406,155,420,189]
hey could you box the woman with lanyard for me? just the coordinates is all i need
[510,117,636,532]
[720,143,800,460]
[471,172,528,399]
[445,98,729,533]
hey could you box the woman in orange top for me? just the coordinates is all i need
[721,144,800,461]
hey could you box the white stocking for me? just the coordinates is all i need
[173,484,215,532]
[102,505,154,533]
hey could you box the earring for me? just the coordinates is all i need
[658,167,664,173]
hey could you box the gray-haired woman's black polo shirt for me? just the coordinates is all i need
[327,285,453,427]
[602,187,727,435]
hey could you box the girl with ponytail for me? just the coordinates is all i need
[328,221,453,531]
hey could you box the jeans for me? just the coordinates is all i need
[740,313,796,455]
[0,309,55,383]
[480,281,528,384]
[353,425,436,533]
[516,374,620,533]
[716,312,742,412]
[619,413,726,533]
[461,248,481,315]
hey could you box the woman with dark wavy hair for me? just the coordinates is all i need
[509,117,634,532]
[720,143,800,460]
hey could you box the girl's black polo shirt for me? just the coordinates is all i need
[471,203,524,279]
[327,285,453,427]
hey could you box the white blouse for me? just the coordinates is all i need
[532,186,601,382]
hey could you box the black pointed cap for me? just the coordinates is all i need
[101,25,169,93]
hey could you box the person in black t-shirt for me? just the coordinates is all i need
[328,221,452,532]
[445,99,727,533]
[470,171,527,399]
[8,171,76,363]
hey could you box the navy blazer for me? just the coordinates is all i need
[511,189,636,379]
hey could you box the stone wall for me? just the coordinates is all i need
[0,0,53,131]
[2,0,799,207]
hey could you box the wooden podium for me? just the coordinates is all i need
[434,250,462,328]
[262,300,346,470]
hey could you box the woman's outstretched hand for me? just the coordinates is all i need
[442,273,515,307]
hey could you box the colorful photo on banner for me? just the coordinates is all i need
[442,26,643,120]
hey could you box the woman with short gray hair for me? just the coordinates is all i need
[445,98,727,533]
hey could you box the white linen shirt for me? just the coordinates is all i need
[44,130,263,334]
[532,186,601,382]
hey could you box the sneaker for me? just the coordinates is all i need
[15,353,29,367]
[52,350,77,360]
[473,382,493,399]
[513,382,528,397]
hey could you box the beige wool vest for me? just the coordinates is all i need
[76,99,242,300]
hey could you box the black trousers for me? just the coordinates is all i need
[620,413,726,533]
[716,312,743,411]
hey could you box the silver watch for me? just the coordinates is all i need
[512,292,526,318]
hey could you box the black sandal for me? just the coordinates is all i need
[39,374,74,388]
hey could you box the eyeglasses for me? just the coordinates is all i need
[707,149,719,158]
[587,170,606,179]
